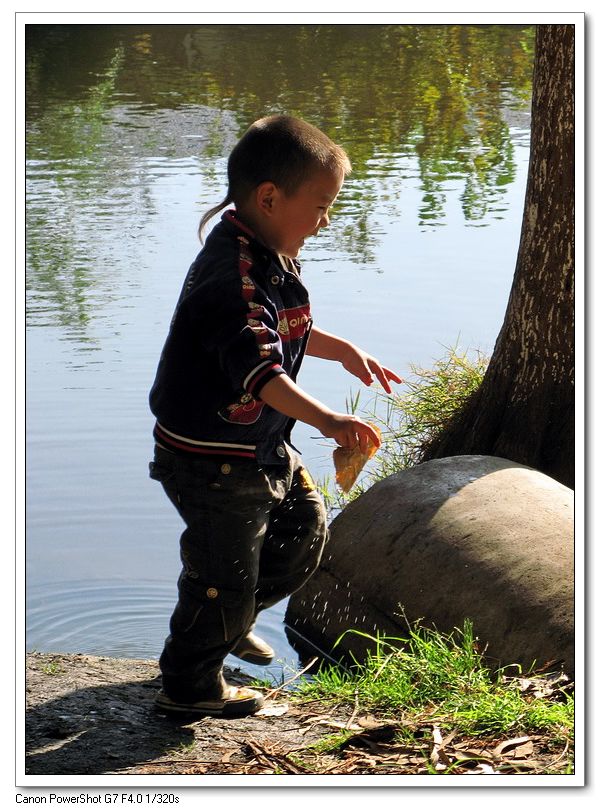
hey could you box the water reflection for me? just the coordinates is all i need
[26,24,533,332]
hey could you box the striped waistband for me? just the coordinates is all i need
[153,422,257,459]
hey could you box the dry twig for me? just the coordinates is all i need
[263,657,319,701]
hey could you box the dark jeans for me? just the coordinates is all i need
[149,444,328,701]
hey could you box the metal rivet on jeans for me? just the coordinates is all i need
[206,587,219,599]
[221,463,232,474]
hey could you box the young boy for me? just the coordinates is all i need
[149,115,401,717]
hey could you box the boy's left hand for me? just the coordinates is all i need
[340,345,403,394]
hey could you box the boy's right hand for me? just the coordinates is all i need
[259,374,380,453]
[317,412,381,453]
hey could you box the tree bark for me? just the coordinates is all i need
[421,24,575,489]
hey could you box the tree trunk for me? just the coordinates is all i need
[421,24,575,489]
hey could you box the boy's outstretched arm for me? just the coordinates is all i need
[306,326,403,394]
[259,374,380,452]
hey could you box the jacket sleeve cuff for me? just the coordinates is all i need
[244,362,286,399]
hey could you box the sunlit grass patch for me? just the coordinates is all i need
[295,619,573,740]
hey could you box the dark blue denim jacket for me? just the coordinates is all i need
[149,211,313,466]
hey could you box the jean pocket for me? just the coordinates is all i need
[174,579,252,643]
[148,460,175,483]
[149,445,178,483]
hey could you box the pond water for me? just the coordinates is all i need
[25,23,534,681]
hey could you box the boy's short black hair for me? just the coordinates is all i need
[199,115,351,239]
[228,114,351,201]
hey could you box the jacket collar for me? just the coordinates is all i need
[221,209,257,241]
[220,210,298,282]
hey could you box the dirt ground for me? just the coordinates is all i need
[24,652,573,778]
[24,651,364,777]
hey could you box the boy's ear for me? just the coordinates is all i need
[255,181,280,216]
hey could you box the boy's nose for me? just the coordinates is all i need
[311,211,330,237]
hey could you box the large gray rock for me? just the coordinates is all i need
[285,456,574,677]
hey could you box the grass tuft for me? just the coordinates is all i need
[296,619,573,739]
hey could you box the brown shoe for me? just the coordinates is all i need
[231,631,274,665]
[154,683,264,718]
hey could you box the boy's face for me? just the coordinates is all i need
[265,167,344,259]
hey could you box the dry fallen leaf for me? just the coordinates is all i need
[357,714,387,729]
[468,763,500,774]
[430,725,452,771]
[334,424,381,492]
[255,703,289,717]
[512,741,535,758]
[492,736,531,758]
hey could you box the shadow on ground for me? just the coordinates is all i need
[26,664,193,774]
[25,652,265,776]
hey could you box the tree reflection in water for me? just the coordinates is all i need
[26,23,534,330]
